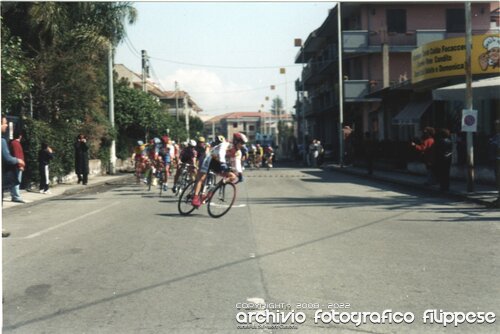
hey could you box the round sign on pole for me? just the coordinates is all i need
[461,109,478,132]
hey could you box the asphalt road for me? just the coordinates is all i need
[2,167,499,334]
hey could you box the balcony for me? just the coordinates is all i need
[344,80,370,101]
[343,30,370,52]
[416,29,446,46]
[343,30,436,53]
[295,78,303,92]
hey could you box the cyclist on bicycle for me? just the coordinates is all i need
[255,143,264,168]
[159,136,172,191]
[172,139,197,193]
[263,144,274,168]
[132,140,148,184]
[195,136,208,169]
[191,133,248,208]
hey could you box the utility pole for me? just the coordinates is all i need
[108,44,116,174]
[141,50,149,92]
[337,3,344,167]
[465,2,475,192]
[212,120,215,142]
[295,38,307,166]
[496,118,500,207]
[175,81,179,122]
[184,95,190,140]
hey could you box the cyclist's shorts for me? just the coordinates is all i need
[180,157,194,164]
[200,155,223,174]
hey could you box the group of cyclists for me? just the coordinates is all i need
[132,132,271,209]
[246,143,274,169]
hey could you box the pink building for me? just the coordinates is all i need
[295,2,496,163]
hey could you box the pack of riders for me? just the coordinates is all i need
[133,132,278,203]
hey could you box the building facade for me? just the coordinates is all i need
[203,111,295,146]
[294,2,497,164]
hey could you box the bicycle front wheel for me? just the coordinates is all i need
[178,181,196,216]
[207,182,236,218]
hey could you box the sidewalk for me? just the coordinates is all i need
[2,173,132,211]
[324,163,499,208]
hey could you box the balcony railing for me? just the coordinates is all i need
[344,80,370,100]
[343,30,369,51]
[344,29,486,50]
[416,29,446,46]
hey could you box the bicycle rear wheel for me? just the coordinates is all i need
[178,181,196,215]
[207,182,236,218]
[175,172,187,197]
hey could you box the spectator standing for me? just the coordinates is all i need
[309,139,319,167]
[74,134,89,185]
[412,127,436,185]
[2,115,25,237]
[9,131,27,203]
[38,142,54,194]
[343,126,353,165]
[317,140,324,166]
[434,128,453,191]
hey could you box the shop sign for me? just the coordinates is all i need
[412,35,500,83]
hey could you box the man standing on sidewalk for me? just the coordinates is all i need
[74,134,89,185]
[9,131,27,203]
[2,115,25,237]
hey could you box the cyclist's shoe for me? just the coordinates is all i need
[192,195,201,208]
[172,186,177,193]
[201,194,208,204]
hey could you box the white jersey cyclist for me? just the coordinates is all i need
[192,133,248,208]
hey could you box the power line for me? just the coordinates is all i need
[124,35,141,57]
[149,62,166,91]
[149,55,301,70]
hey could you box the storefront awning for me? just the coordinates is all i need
[392,100,432,125]
[432,76,500,101]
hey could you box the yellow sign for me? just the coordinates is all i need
[412,34,500,83]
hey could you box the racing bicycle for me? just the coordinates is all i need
[177,170,237,218]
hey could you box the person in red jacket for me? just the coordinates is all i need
[10,131,27,203]
[412,127,437,185]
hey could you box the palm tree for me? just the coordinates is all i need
[26,2,137,50]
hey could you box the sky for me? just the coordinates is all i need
[114,1,336,117]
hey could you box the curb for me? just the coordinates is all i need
[60,173,133,196]
[3,173,133,211]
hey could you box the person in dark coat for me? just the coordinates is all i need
[74,134,89,185]
[38,142,54,194]
[434,128,453,191]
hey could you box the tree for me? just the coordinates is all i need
[1,2,138,182]
[270,96,284,116]
[0,21,33,113]
[114,79,173,159]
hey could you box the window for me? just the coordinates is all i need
[233,122,238,128]
[446,9,465,33]
[249,125,255,131]
[386,9,406,33]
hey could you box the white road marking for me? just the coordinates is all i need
[24,201,121,239]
